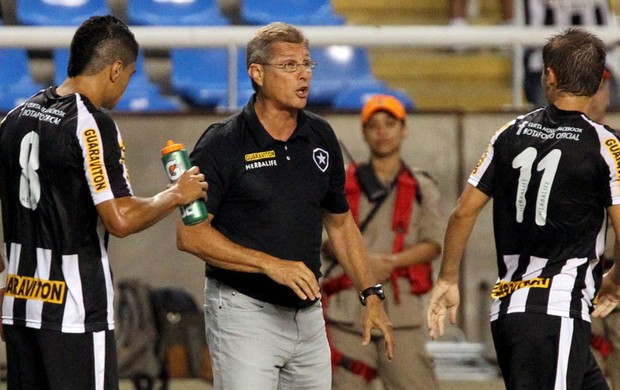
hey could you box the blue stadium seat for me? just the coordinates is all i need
[0,49,46,111]
[15,0,110,26]
[332,85,416,111]
[309,45,384,106]
[172,47,253,109]
[127,0,230,26]
[239,0,345,25]
[224,87,255,109]
[53,49,71,85]
[113,86,181,112]
[171,48,229,108]
[226,48,255,108]
[216,75,254,110]
[54,49,181,112]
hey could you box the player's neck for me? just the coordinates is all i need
[552,95,591,115]
[56,77,104,109]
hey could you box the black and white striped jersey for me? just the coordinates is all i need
[0,87,133,333]
[524,0,614,73]
[470,105,620,322]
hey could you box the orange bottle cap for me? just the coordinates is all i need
[161,140,184,155]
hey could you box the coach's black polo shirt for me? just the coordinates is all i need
[191,96,349,308]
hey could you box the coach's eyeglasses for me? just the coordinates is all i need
[259,60,317,73]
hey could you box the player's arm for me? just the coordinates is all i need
[87,113,207,237]
[592,205,620,318]
[0,192,5,341]
[428,184,489,339]
[0,245,6,342]
[437,184,489,282]
[97,166,207,238]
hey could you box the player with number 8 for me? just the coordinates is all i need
[0,16,207,389]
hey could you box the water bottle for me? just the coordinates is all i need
[161,140,208,226]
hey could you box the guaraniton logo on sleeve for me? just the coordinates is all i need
[604,138,620,186]
[82,128,109,193]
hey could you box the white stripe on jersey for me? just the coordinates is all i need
[98,219,115,329]
[2,242,22,325]
[491,254,520,321]
[75,95,117,206]
[589,116,620,205]
[469,118,519,187]
[583,258,599,321]
[596,208,607,258]
[25,247,53,329]
[469,130,499,187]
[490,255,548,319]
[3,240,114,332]
[507,255,548,315]
[61,254,86,333]
[94,331,106,390]
[490,256,596,322]
[547,258,587,319]
[554,317,574,390]
[113,122,133,196]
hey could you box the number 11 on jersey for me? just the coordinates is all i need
[512,147,562,227]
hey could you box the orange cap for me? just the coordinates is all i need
[361,94,406,125]
[161,140,184,155]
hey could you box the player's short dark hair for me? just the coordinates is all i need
[543,27,606,97]
[67,15,139,78]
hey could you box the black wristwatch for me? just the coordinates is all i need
[359,284,385,306]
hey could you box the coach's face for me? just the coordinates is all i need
[249,42,312,111]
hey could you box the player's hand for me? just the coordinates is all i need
[362,296,394,360]
[427,279,460,340]
[265,259,321,301]
[172,166,208,206]
[592,268,620,318]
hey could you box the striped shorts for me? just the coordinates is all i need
[4,325,118,390]
[491,312,608,390]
